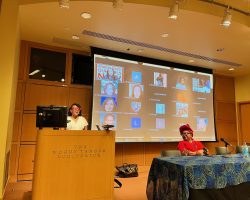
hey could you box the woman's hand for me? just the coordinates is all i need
[196,149,204,156]
[182,149,204,156]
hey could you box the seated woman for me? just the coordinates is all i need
[177,124,208,156]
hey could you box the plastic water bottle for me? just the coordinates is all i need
[242,142,249,158]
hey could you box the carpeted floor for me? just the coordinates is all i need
[3,166,149,200]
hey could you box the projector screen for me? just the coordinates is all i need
[91,48,216,143]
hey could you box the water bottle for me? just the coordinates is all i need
[242,142,249,158]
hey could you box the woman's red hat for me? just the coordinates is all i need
[179,124,193,135]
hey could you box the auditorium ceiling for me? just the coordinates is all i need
[19,0,250,76]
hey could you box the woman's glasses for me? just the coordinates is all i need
[181,131,192,136]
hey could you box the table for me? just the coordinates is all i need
[146,154,250,200]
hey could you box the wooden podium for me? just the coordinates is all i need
[32,129,115,200]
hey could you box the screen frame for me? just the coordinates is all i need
[91,47,217,143]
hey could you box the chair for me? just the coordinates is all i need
[236,145,250,153]
[161,150,181,157]
[215,146,229,155]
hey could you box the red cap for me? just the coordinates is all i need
[179,124,193,135]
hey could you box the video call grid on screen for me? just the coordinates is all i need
[91,50,216,143]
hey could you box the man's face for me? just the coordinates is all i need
[105,99,114,112]
[104,115,114,125]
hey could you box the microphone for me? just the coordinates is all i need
[220,138,233,147]
[203,147,208,155]
[102,124,114,131]
[96,124,101,131]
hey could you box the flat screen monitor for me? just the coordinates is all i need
[91,47,216,143]
[36,105,67,128]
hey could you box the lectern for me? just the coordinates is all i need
[32,129,115,200]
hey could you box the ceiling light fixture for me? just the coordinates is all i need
[221,7,232,28]
[228,68,235,71]
[59,0,70,9]
[81,12,92,19]
[169,1,179,20]
[72,35,80,40]
[161,33,169,38]
[29,69,40,76]
[113,0,124,10]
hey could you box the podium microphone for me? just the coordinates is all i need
[220,138,233,147]
[96,124,101,131]
[102,124,114,131]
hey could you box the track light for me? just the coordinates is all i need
[221,7,232,28]
[113,0,124,10]
[59,0,70,9]
[169,1,179,20]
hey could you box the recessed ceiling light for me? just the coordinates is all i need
[228,68,235,71]
[161,33,169,38]
[81,12,92,19]
[42,74,46,78]
[188,59,194,63]
[72,35,80,40]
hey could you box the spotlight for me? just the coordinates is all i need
[169,1,179,20]
[113,0,124,10]
[59,0,70,9]
[221,7,232,28]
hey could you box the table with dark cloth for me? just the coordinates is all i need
[146,154,250,200]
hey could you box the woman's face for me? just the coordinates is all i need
[70,105,80,118]
[133,86,141,98]
[108,68,113,76]
[104,115,114,125]
[181,130,193,141]
[105,84,114,96]
[105,99,114,112]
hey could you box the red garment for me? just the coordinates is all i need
[177,140,204,152]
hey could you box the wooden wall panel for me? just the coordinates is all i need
[69,87,92,120]
[17,174,33,181]
[115,144,123,166]
[216,121,237,142]
[9,144,18,176]
[215,76,235,102]
[15,82,25,111]
[18,41,28,81]
[12,112,22,142]
[122,144,144,165]
[21,113,37,141]
[144,143,178,165]
[17,145,35,175]
[239,103,250,144]
[24,83,68,110]
[216,102,236,121]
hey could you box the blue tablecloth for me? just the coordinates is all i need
[146,154,250,200]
